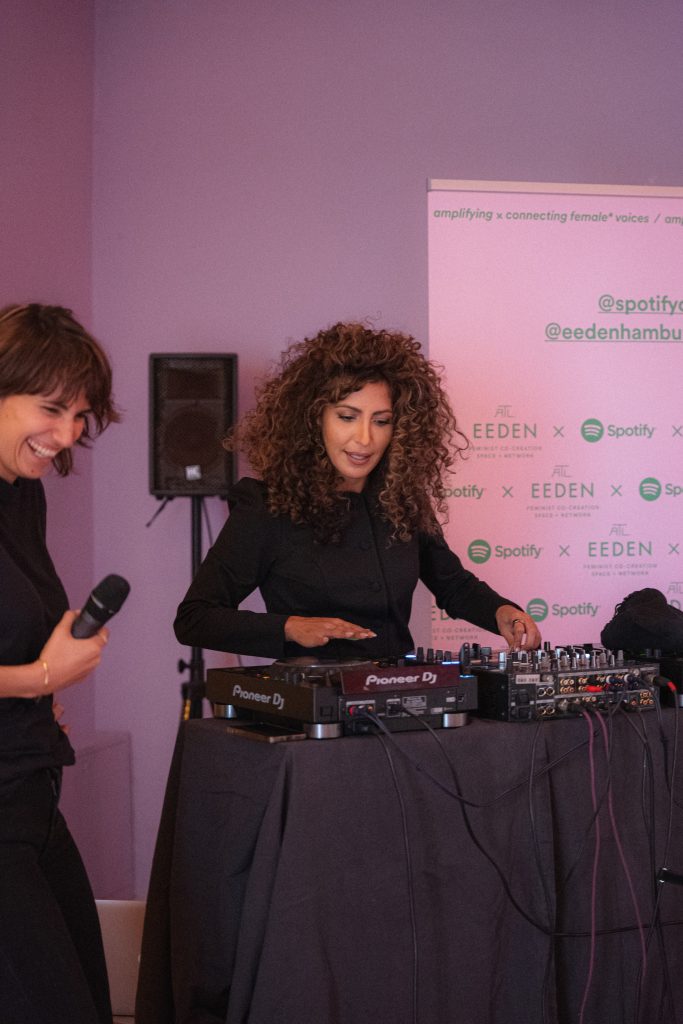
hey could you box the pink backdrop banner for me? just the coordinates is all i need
[428,179,683,652]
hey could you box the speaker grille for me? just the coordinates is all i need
[149,354,237,497]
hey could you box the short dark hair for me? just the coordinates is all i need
[0,303,120,475]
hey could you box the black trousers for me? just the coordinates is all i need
[0,768,112,1024]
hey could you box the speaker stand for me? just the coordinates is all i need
[177,496,206,720]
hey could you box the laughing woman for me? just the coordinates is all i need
[0,303,119,1024]
[174,321,540,661]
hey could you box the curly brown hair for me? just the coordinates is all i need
[228,322,468,542]
[0,303,120,476]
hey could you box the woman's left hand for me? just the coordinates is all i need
[495,605,542,650]
[52,701,70,735]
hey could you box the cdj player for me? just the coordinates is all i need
[206,650,477,739]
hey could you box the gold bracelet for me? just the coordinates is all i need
[40,659,49,690]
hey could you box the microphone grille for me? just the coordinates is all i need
[93,574,131,614]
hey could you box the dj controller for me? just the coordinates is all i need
[464,642,658,722]
[206,642,662,738]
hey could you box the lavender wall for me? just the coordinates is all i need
[90,0,683,893]
[1,0,96,739]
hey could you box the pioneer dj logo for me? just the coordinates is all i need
[231,683,285,711]
[526,598,549,622]
[364,670,438,688]
[581,419,604,443]
[639,477,662,501]
[468,539,492,564]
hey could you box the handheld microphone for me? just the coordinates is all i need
[71,575,131,639]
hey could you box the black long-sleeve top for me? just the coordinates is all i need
[0,477,74,783]
[174,477,517,661]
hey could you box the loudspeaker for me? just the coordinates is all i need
[149,353,237,497]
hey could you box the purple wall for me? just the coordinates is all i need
[18,0,680,893]
[1,0,96,739]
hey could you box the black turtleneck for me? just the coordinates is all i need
[0,476,74,782]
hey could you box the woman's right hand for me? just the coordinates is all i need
[37,610,109,694]
[284,616,376,648]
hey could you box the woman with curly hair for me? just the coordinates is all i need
[174,322,540,658]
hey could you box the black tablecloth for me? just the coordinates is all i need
[136,710,683,1024]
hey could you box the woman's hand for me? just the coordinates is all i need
[52,701,70,735]
[36,610,109,695]
[285,616,376,648]
[495,605,542,651]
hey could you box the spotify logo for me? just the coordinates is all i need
[639,477,662,501]
[581,418,604,443]
[526,598,549,622]
[467,539,492,564]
